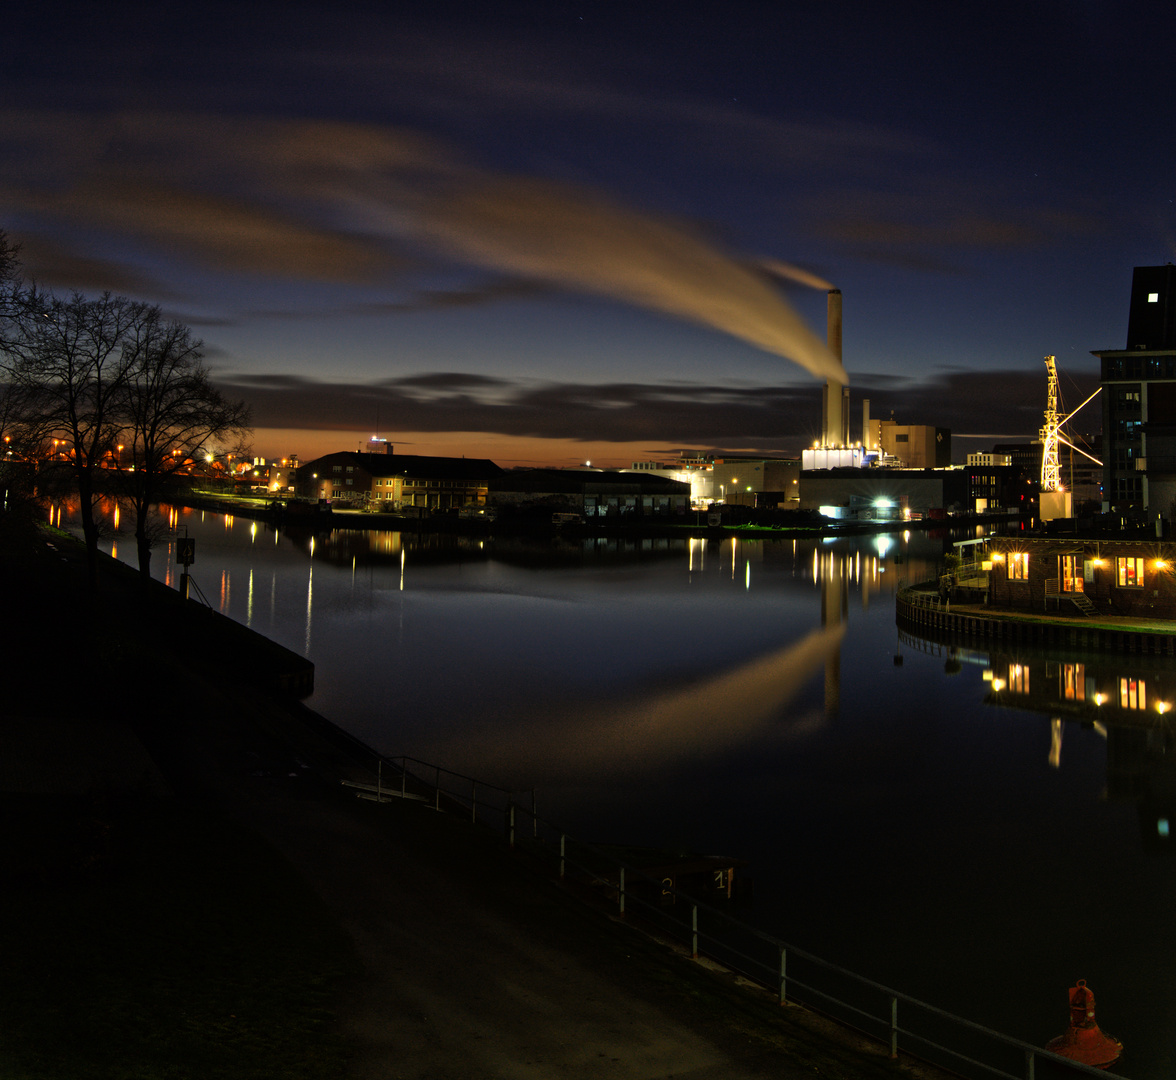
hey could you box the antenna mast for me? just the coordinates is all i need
[1040,355,1061,491]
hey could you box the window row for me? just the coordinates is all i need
[1004,554,1149,588]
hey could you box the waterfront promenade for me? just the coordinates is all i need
[1,530,942,1080]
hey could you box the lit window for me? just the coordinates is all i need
[1121,677,1146,710]
[1117,557,1144,587]
[1061,663,1085,701]
[1149,293,1160,303]
[1009,552,1029,580]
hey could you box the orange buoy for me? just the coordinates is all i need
[1045,979,1123,1069]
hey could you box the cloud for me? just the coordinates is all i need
[215,364,1097,455]
[801,186,1106,265]
[14,232,174,297]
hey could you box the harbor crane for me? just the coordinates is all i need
[1040,355,1102,492]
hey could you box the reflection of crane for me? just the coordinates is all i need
[1039,355,1103,492]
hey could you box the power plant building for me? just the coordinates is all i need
[868,420,951,468]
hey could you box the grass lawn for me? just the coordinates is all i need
[0,791,359,1080]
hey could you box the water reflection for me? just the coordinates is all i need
[432,624,846,784]
[902,629,1176,856]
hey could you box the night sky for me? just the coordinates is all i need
[3,1,1171,466]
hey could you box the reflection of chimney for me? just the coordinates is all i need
[822,289,843,446]
[821,548,844,723]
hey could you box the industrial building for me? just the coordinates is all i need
[799,467,969,520]
[869,420,951,468]
[711,457,800,507]
[487,468,690,518]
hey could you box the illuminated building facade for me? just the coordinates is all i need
[711,457,800,507]
[296,451,503,509]
[866,420,951,468]
[984,536,1176,619]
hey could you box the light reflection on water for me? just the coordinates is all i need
[54,499,1176,1078]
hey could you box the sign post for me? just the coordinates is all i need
[176,536,195,599]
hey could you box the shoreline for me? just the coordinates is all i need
[164,488,1028,540]
[897,581,1176,655]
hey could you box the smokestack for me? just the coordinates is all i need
[822,289,843,446]
[863,398,871,449]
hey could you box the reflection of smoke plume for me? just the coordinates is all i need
[760,258,836,292]
[443,624,845,784]
[0,112,847,384]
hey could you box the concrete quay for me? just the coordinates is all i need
[897,584,1176,656]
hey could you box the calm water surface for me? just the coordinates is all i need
[67,501,1176,1077]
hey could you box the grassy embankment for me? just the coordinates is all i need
[0,522,360,1079]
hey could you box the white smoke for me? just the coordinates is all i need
[0,112,847,383]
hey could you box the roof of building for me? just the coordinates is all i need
[489,468,689,494]
[300,451,504,481]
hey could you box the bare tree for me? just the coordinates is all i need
[118,311,251,578]
[0,229,17,290]
[2,291,152,585]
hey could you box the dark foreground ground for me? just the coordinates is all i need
[0,523,947,1080]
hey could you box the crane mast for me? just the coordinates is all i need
[1040,355,1061,491]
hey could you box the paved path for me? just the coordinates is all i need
[184,683,927,1080]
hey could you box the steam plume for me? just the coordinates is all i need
[0,112,848,383]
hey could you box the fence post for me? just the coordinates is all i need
[778,947,787,1005]
[889,996,899,1059]
[691,905,699,959]
[619,867,625,915]
[1025,1050,1035,1080]
[509,802,516,849]
[559,834,566,880]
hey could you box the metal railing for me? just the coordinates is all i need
[347,755,1126,1080]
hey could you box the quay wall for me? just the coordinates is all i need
[896,585,1176,657]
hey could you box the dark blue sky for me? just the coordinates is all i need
[2,1,1169,464]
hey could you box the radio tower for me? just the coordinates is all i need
[1040,355,1061,491]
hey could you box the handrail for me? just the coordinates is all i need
[356,753,1125,1080]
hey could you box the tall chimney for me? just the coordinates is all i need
[822,289,843,446]
[863,398,871,449]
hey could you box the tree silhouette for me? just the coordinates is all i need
[118,310,250,578]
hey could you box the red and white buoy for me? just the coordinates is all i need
[1045,979,1122,1070]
